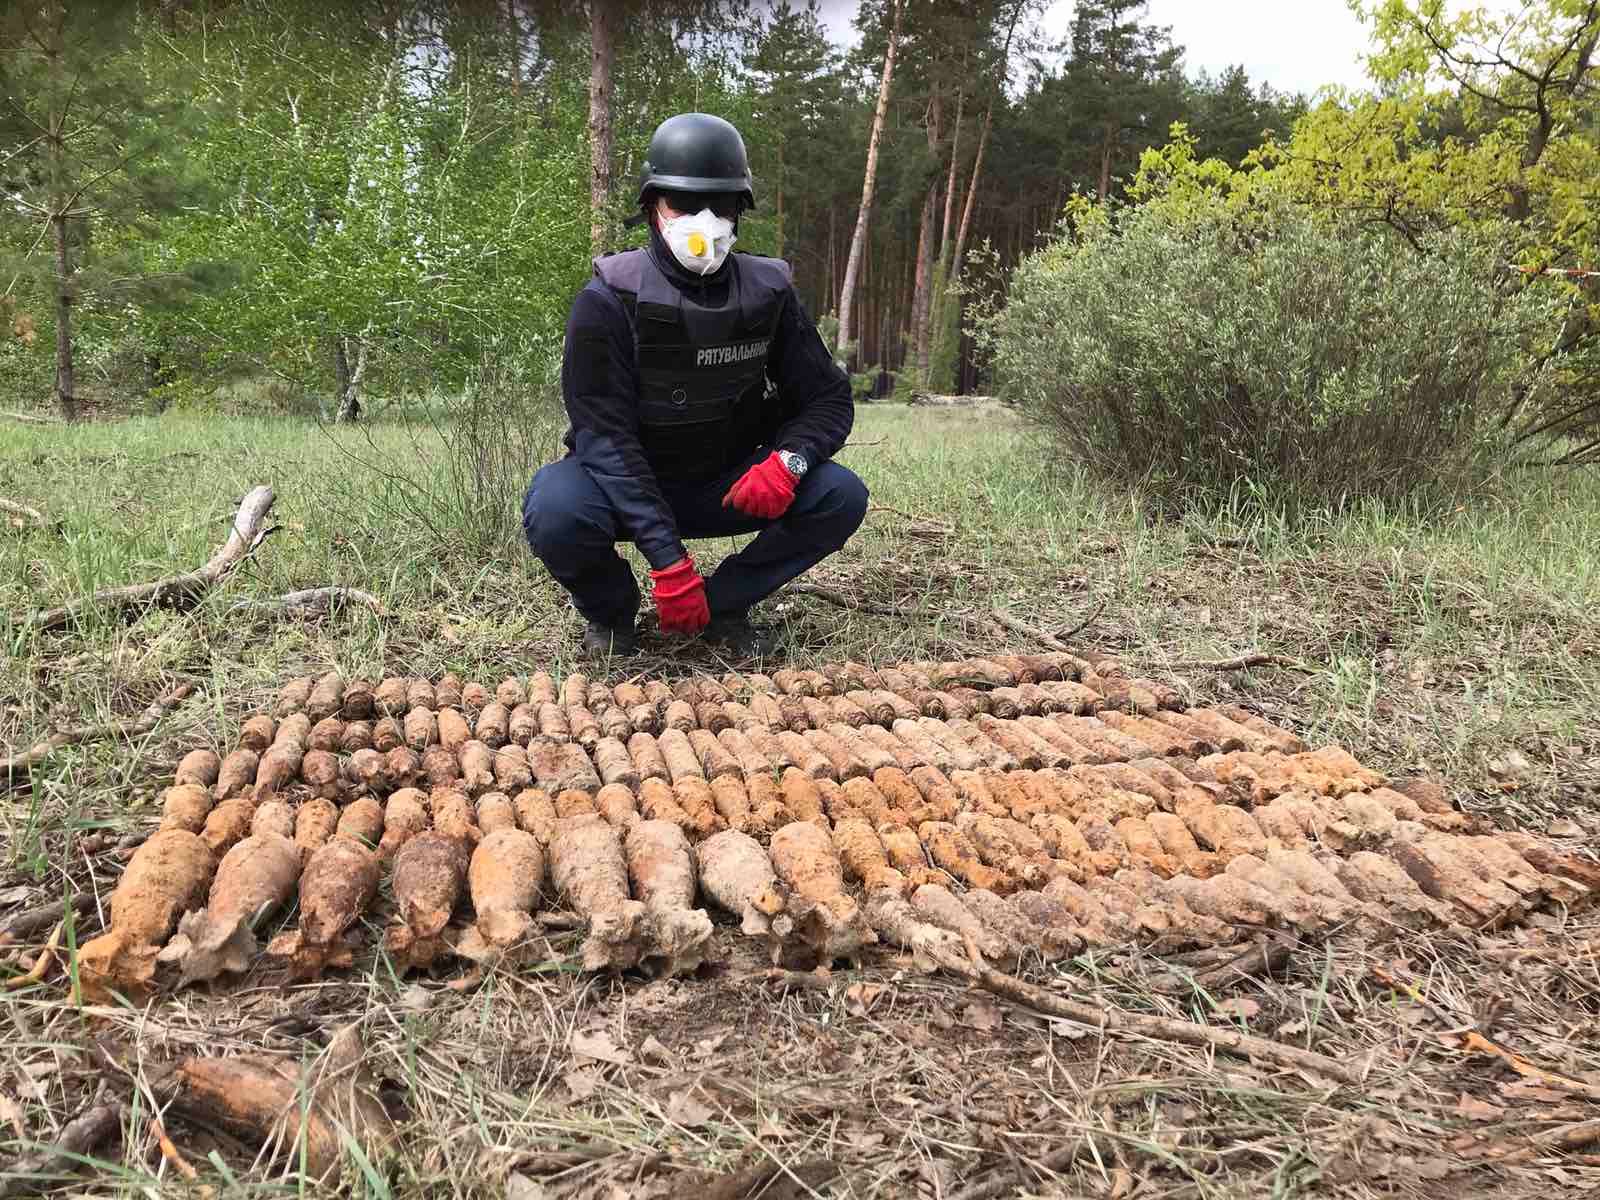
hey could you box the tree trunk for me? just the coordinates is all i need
[938,88,964,267]
[949,104,991,284]
[333,336,366,423]
[775,138,785,259]
[52,213,76,422]
[588,0,618,255]
[1098,119,1115,202]
[911,184,936,383]
[333,337,351,404]
[836,0,901,368]
[507,0,522,97]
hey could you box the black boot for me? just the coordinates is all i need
[701,612,780,660]
[581,620,639,658]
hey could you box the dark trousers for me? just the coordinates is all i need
[523,451,869,629]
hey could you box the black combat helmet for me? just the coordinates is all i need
[636,113,755,210]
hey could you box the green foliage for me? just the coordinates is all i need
[0,1,219,415]
[153,1,590,405]
[990,195,1557,508]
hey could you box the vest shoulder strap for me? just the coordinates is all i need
[735,252,794,289]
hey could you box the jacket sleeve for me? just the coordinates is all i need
[562,282,687,570]
[766,287,855,465]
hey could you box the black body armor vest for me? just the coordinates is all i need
[594,248,791,484]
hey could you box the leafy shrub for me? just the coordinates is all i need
[988,198,1558,508]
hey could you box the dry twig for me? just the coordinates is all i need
[0,410,57,426]
[0,683,195,789]
[0,1098,124,1199]
[228,586,385,617]
[26,484,276,633]
[954,953,1360,1084]
[990,601,1105,649]
[1,920,64,989]
[787,581,924,620]
[1157,652,1307,672]
[950,1135,1093,1200]
[0,895,93,945]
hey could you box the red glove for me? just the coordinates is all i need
[649,557,710,635]
[722,452,796,520]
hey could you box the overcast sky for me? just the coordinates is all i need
[809,0,1378,96]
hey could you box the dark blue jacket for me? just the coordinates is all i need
[560,234,854,570]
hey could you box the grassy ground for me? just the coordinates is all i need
[2,403,1597,1197]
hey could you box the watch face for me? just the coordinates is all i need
[779,450,807,477]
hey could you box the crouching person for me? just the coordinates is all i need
[523,112,866,660]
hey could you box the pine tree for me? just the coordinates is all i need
[741,0,837,260]
[0,1,213,419]
[1063,0,1183,201]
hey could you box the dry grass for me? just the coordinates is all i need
[2,404,1598,1197]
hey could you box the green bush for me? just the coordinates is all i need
[989,199,1558,508]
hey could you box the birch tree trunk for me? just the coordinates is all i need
[910,184,936,383]
[835,0,900,368]
[52,213,76,422]
[507,0,522,97]
[588,0,619,255]
[938,88,964,266]
[43,3,77,421]
[948,105,990,284]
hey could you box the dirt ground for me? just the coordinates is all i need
[2,407,1598,1198]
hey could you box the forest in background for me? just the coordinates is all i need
[1,0,1596,460]
[0,0,1307,415]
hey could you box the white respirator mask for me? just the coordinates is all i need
[660,207,736,276]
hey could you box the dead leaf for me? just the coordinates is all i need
[1414,1156,1455,1180]
[506,1174,548,1200]
[1548,818,1582,838]
[1048,1019,1091,1040]
[1107,1165,1134,1197]
[563,1067,603,1102]
[0,886,32,907]
[1215,997,1261,1020]
[1498,1082,1573,1103]
[0,1091,23,1138]
[570,1028,631,1065]
[639,1035,673,1066]
[398,984,436,1013]
[962,999,1003,1032]
[665,1088,715,1127]
[1456,1093,1506,1122]
[692,1031,728,1059]
[844,982,887,1017]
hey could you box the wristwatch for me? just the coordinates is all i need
[777,449,809,479]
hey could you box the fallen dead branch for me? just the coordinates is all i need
[0,683,196,790]
[787,581,924,620]
[955,952,1360,1084]
[0,1095,124,1200]
[1,919,64,989]
[0,410,57,426]
[990,601,1105,648]
[26,484,276,633]
[1443,1029,1600,1103]
[1152,936,1293,994]
[951,1135,1093,1200]
[0,497,53,531]
[1157,652,1308,673]
[0,894,93,945]
[228,586,385,617]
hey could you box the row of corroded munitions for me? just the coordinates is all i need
[271,654,1138,720]
[157,738,1495,909]
[84,779,1600,1003]
[173,709,1320,824]
[266,653,1249,743]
